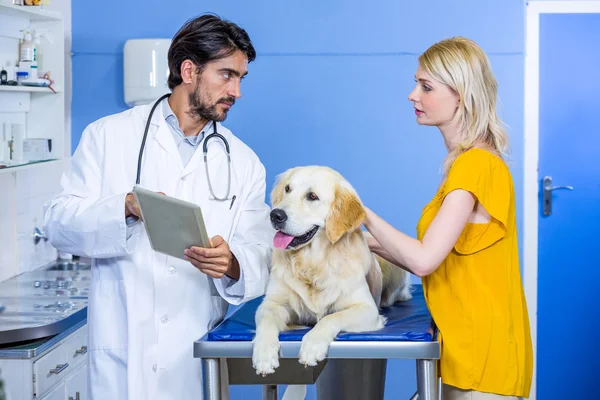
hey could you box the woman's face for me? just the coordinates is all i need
[408,64,459,127]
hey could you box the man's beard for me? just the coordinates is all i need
[188,82,235,122]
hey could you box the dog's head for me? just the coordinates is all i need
[269,166,366,251]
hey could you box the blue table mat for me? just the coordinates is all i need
[207,284,434,342]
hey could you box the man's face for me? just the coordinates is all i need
[188,50,248,122]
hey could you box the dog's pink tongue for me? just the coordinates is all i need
[273,231,295,249]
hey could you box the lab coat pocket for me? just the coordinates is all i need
[206,198,238,243]
[88,280,128,351]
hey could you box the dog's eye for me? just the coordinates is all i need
[307,192,319,201]
[285,185,291,193]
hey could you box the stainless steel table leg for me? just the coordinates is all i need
[203,358,222,400]
[416,359,438,400]
[262,384,277,400]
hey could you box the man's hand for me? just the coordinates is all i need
[185,235,240,280]
[125,193,142,220]
[125,191,165,220]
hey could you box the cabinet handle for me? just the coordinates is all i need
[75,345,88,355]
[69,391,81,399]
[49,363,69,375]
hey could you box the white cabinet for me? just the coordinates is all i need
[0,324,88,400]
[0,2,66,173]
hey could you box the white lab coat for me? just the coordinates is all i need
[43,99,274,400]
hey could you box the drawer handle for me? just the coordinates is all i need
[49,363,69,375]
[75,345,88,355]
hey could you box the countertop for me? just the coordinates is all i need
[0,259,91,355]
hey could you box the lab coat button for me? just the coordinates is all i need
[168,266,176,275]
[161,315,169,324]
[152,364,157,372]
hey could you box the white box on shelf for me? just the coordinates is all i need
[22,137,50,160]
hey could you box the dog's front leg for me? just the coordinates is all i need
[252,295,292,376]
[298,301,383,367]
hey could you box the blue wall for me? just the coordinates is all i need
[72,1,525,398]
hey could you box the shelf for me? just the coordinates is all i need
[0,2,62,21]
[0,85,60,93]
[0,158,61,175]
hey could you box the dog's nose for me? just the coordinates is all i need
[270,209,287,225]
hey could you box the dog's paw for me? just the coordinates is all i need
[298,330,331,367]
[397,287,413,302]
[252,339,280,376]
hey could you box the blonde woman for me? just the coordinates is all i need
[363,37,533,399]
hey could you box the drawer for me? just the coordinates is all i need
[33,343,68,397]
[65,325,88,368]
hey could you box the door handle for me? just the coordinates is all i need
[543,176,574,216]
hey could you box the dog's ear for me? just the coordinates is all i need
[326,183,366,244]
[270,168,295,207]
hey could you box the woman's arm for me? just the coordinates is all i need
[366,235,414,274]
[363,189,476,277]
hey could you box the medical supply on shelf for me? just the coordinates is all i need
[23,138,51,160]
[16,71,28,85]
[20,31,36,63]
[3,62,16,82]
[19,61,38,80]
[20,78,51,87]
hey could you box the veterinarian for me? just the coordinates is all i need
[363,37,533,400]
[43,14,273,399]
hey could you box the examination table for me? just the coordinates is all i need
[194,285,439,400]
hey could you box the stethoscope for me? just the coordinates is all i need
[135,93,232,203]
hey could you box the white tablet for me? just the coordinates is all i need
[132,186,211,260]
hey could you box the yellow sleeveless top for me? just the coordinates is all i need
[417,148,533,397]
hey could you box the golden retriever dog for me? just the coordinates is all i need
[252,166,412,376]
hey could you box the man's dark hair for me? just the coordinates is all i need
[167,14,256,90]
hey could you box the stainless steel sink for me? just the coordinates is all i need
[44,261,91,271]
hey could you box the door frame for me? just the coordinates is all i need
[524,2,600,399]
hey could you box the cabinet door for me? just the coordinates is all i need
[39,382,65,400]
[64,326,88,370]
[65,362,88,400]
[33,343,68,397]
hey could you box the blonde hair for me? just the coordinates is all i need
[418,36,509,177]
